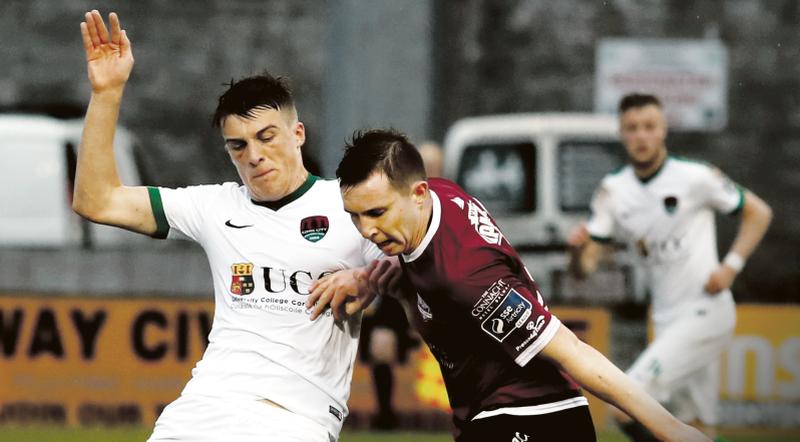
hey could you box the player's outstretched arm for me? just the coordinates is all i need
[704,189,773,293]
[73,10,156,236]
[539,325,711,442]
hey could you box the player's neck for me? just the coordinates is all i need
[632,149,667,181]
[409,194,434,253]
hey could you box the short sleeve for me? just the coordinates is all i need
[700,166,744,216]
[450,249,561,368]
[155,184,227,242]
[585,183,615,243]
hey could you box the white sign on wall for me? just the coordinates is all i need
[595,38,728,131]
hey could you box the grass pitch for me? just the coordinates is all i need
[0,427,799,441]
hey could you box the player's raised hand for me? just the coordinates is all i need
[80,10,134,93]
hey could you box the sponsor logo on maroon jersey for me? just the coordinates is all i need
[300,215,329,242]
[230,262,255,295]
[480,287,532,343]
[417,294,433,321]
[516,315,546,351]
[512,432,530,442]
[466,199,504,245]
[472,279,511,319]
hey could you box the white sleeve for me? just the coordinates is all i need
[150,184,226,242]
[585,183,615,243]
[699,166,744,215]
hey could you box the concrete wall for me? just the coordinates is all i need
[0,0,797,300]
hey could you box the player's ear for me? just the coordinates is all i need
[294,121,306,148]
[411,180,428,205]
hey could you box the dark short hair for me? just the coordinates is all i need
[337,129,427,191]
[212,73,295,128]
[618,93,662,114]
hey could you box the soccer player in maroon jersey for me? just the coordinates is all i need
[311,129,709,442]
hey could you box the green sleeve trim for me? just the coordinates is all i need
[147,186,170,239]
[590,234,613,244]
[727,186,745,217]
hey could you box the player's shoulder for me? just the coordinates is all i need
[429,178,476,222]
[668,155,717,174]
[665,156,724,183]
[162,181,246,201]
[305,177,347,207]
[598,164,634,191]
[429,178,506,250]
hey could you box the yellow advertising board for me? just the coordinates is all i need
[1,295,612,429]
[0,295,213,426]
[718,304,800,427]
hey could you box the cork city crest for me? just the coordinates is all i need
[663,195,679,214]
[300,216,329,243]
[230,262,255,295]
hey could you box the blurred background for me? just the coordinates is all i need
[0,0,798,440]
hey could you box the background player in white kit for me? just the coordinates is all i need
[569,93,773,440]
[75,11,386,441]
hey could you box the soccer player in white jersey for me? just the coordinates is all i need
[569,93,772,441]
[75,11,385,441]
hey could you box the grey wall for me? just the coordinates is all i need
[322,0,434,175]
[0,0,797,301]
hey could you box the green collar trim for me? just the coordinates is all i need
[636,156,668,184]
[251,174,318,211]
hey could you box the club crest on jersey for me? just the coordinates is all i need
[663,195,678,214]
[230,262,255,295]
[300,215,329,242]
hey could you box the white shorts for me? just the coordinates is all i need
[627,294,736,426]
[148,394,334,442]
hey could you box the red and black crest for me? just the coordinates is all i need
[300,216,329,242]
[230,263,255,295]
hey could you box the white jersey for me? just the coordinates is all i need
[586,156,743,323]
[149,176,383,437]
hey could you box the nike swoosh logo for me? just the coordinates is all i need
[225,220,254,229]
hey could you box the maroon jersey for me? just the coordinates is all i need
[400,178,584,432]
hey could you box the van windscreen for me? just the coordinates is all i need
[558,140,625,212]
[456,141,536,214]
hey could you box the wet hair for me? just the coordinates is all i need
[337,129,427,191]
[212,72,295,128]
[618,93,662,114]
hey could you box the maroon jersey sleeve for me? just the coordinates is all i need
[451,247,561,367]
[433,179,562,367]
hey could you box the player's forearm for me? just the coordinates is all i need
[542,326,682,440]
[73,88,126,220]
[726,190,772,263]
[566,341,680,440]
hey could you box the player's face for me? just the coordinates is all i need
[222,107,307,202]
[342,172,428,256]
[619,104,667,169]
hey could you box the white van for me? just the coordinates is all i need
[443,113,639,302]
[0,113,144,247]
